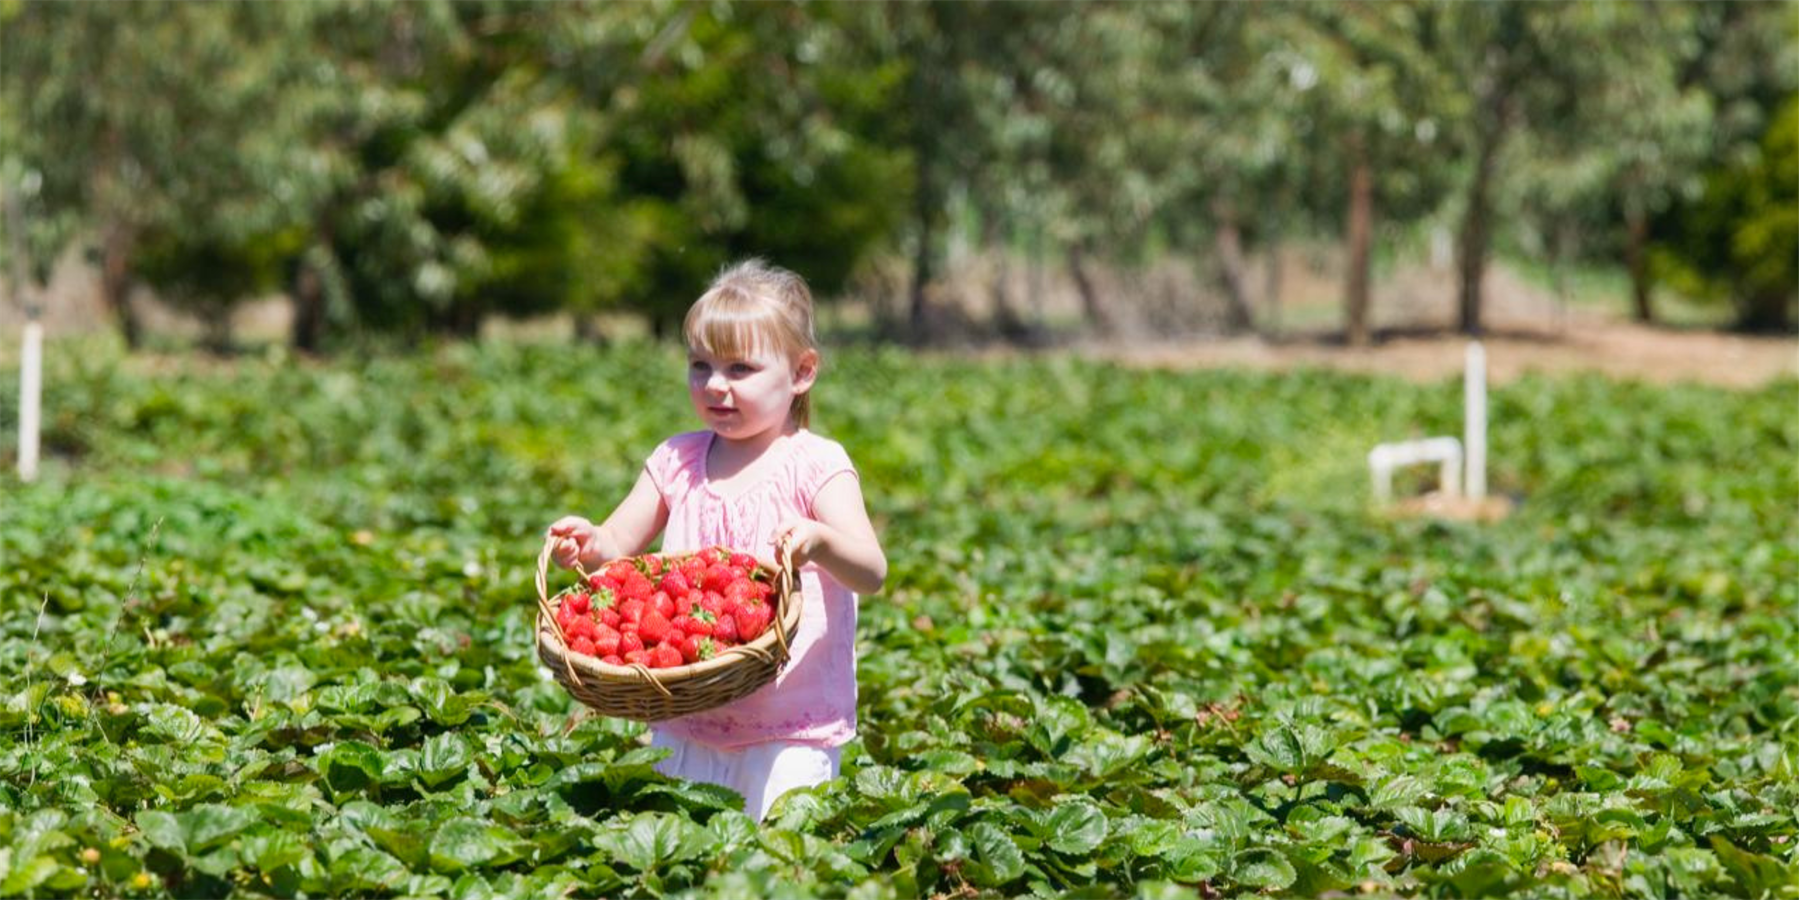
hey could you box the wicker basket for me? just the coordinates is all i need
[533,534,802,722]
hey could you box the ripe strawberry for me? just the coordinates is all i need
[680,634,717,664]
[570,636,596,656]
[600,654,624,666]
[622,649,649,667]
[619,571,654,601]
[639,610,674,646]
[729,552,757,571]
[651,591,676,619]
[604,560,636,583]
[566,592,591,615]
[618,598,645,626]
[700,591,726,617]
[650,643,684,669]
[599,607,622,629]
[735,601,772,641]
[659,569,690,597]
[619,632,644,655]
[713,613,739,644]
[683,607,716,637]
[640,554,664,576]
[593,626,621,658]
[704,565,737,592]
[724,579,755,606]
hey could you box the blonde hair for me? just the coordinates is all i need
[683,259,820,428]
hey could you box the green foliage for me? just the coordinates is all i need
[1,341,1795,897]
[1654,96,1799,331]
[6,2,1795,345]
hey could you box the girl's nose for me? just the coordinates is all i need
[706,370,729,394]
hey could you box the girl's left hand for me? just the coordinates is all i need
[774,518,828,570]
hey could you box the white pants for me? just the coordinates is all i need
[649,730,840,822]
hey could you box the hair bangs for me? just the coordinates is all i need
[684,286,799,361]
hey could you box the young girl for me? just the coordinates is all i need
[545,259,886,822]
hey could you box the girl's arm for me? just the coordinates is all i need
[549,469,668,571]
[778,474,886,595]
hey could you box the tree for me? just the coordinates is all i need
[1268,2,1458,345]
[1,1,294,348]
[1427,1,1699,336]
[1650,1,1798,331]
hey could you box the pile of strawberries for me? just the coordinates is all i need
[552,546,778,669]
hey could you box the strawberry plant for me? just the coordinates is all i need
[0,339,1793,898]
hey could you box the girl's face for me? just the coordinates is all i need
[687,342,816,442]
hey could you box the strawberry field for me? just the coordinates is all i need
[2,341,1795,899]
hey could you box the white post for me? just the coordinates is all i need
[19,322,42,482]
[1464,341,1486,500]
[19,321,42,482]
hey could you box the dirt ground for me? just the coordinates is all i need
[1087,318,1798,388]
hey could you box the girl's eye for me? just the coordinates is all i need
[689,360,711,374]
[729,363,757,376]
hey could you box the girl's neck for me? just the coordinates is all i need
[708,420,800,476]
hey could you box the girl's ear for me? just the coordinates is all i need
[793,349,819,393]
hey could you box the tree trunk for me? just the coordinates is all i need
[1344,134,1375,347]
[1259,239,1288,338]
[908,169,935,343]
[1209,196,1254,333]
[201,305,234,355]
[1625,202,1653,324]
[904,35,941,345]
[984,214,1029,342]
[100,223,142,351]
[1735,291,1796,333]
[1460,104,1503,338]
[1456,5,1527,338]
[291,254,326,354]
[1067,242,1112,336]
[573,314,607,345]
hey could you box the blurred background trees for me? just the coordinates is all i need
[2,0,1793,352]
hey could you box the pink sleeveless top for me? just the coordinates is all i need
[644,429,860,749]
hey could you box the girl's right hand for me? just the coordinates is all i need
[546,516,598,570]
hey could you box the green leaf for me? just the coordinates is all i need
[600,814,712,873]
[243,828,310,872]
[1046,800,1109,855]
[136,810,187,855]
[429,819,524,873]
[330,846,410,893]
[1232,849,1297,889]
[142,703,218,745]
[418,732,472,788]
[969,821,1025,886]
[318,741,385,797]
[0,854,61,896]
[183,803,260,852]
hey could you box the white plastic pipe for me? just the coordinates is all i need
[1464,341,1487,500]
[19,321,41,482]
[1368,436,1462,502]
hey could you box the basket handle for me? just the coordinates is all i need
[536,534,591,688]
[769,531,798,660]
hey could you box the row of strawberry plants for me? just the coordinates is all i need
[1,341,1793,897]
